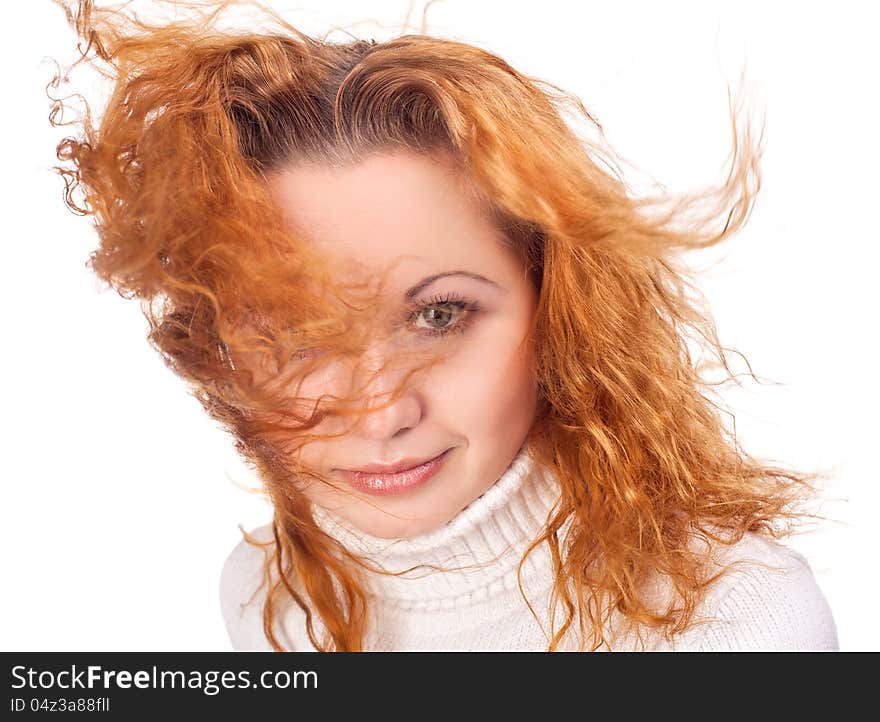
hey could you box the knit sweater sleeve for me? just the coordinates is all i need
[218,524,277,651]
[681,536,839,651]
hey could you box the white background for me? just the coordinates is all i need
[2,0,876,651]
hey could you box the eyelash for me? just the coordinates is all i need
[407,291,481,338]
[285,292,480,362]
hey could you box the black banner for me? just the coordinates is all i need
[3,651,849,716]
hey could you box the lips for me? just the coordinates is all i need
[341,452,446,475]
[335,448,453,496]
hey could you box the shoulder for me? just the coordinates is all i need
[218,523,277,651]
[675,530,839,651]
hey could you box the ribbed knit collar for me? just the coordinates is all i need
[309,443,563,610]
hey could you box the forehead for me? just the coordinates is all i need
[265,151,517,283]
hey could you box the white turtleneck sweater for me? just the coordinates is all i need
[219,444,839,651]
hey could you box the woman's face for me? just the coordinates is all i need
[262,150,539,539]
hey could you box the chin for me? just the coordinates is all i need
[368,509,454,539]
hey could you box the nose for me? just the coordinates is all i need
[349,336,425,440]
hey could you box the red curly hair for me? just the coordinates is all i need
[47,0,834,651]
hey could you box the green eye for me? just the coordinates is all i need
[409,292,481,338]
[415,302,459,331]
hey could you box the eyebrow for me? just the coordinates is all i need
[405,271,502,299]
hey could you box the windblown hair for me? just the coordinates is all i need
[48,0,833,651]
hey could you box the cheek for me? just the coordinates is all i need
[433,326,537,436]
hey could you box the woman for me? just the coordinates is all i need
[49,0,838,651]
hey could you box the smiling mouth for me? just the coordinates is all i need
[340,450,448,475]
[334,448,453,496]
